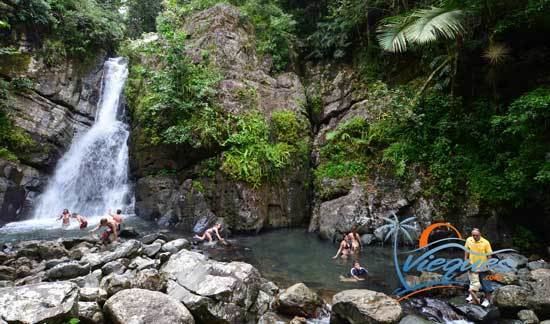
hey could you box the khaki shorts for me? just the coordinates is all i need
[469,272,481,292]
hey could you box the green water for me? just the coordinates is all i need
[207,228,400,297]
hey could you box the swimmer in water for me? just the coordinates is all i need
[57,209,71,227]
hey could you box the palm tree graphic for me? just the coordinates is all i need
[379,212,417,291]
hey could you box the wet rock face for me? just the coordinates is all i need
[0,282,79,323]
[0,51,106,222]
[131,4,311,234]
[331,289,402,324]
[104,288,195,324]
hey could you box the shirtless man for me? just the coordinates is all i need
[90,218,118,244]
[194,223,225,243]
[71,213,88,229]
[57,209,71,227]
[108,209,123,233]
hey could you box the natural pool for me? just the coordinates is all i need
[205,228,401,298]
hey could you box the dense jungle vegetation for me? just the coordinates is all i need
[1,0,550,246]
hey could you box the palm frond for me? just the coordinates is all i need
[376,15,413,53]
[400,227,414,243]
[400,216,417,225]
[377,224,394,232]
[405,7,464,45]
[381,216,398,225]
[385,228,396,242]
[401,224,417,231]
[483,42,510,65]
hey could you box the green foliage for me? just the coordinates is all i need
[221,112,293,187]
[512,225,542,252]
[125,0,163,39]
[0,79,36,162]
[377,7,465,53]
[239,0,296,71]
[2,0,124,60]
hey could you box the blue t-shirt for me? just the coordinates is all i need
[351,267,368,277]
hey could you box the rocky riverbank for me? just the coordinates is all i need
[0,232,549,323]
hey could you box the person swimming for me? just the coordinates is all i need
[340,260,369,282]
[71,213,88,229]
[194,223,226,243]
[333,234,352,259]
[57,209,71,227]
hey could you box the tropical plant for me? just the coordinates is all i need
[379,213,417,291]
[376,6,464,53]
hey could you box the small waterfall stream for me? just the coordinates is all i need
[33,57,131,218]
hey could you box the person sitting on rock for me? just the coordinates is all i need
[333,234,352,259]
[194,223,225,243]
[71,212,88,229]
[108,208,123,233]
[57,209,71,227]
[90,218,118,244]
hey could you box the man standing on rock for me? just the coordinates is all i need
[464,228,494,307]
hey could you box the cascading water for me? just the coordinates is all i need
[33,57,131,218]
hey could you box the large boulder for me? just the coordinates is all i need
[275,283,323,318]
[527,269,550,317]
[104,288,195,324]
[46,261,91,280]
[162,249,265,323]
[493,285,530,312]
[331,289,402,324]
[0,282,79,323]
[15,240,69,260]
[78,301,104,324]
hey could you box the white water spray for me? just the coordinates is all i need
[33,57,131,218]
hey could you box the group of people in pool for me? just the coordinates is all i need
[57,208,124,244]
[332,226,369,281]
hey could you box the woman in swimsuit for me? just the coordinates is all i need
[333,234,352,259]
[194,223,225,243]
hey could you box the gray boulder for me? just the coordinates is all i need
[15,240,69,260]
[128,256,157,271]
[0,266,15,281]
[162,249,264,323]
[70,269,102,288]
[453,304,500,323]
[162,238,190,254]
[101,259,129,276]
[518,309,539,324]
[79,287,108,303]
[528,260,549,271]
[132,268,166,291]
[399,315,432,324]
[493,285,530,311]
[496,252,528,269]
[100,271,135,297]
[526,269,550,317]
[79,301,104,324]
[0,282,79,323]
[100,240,142,265]
[104,288,195,324]
[275,283,323,318]
[46,261,91,280]
[331,289,402,324]
[143,242,162,257]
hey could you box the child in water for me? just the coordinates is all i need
[57,209,71,227]
[340,260,369,282]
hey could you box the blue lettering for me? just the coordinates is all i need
[426,258,447,272]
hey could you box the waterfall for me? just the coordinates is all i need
[33,57,131,218]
